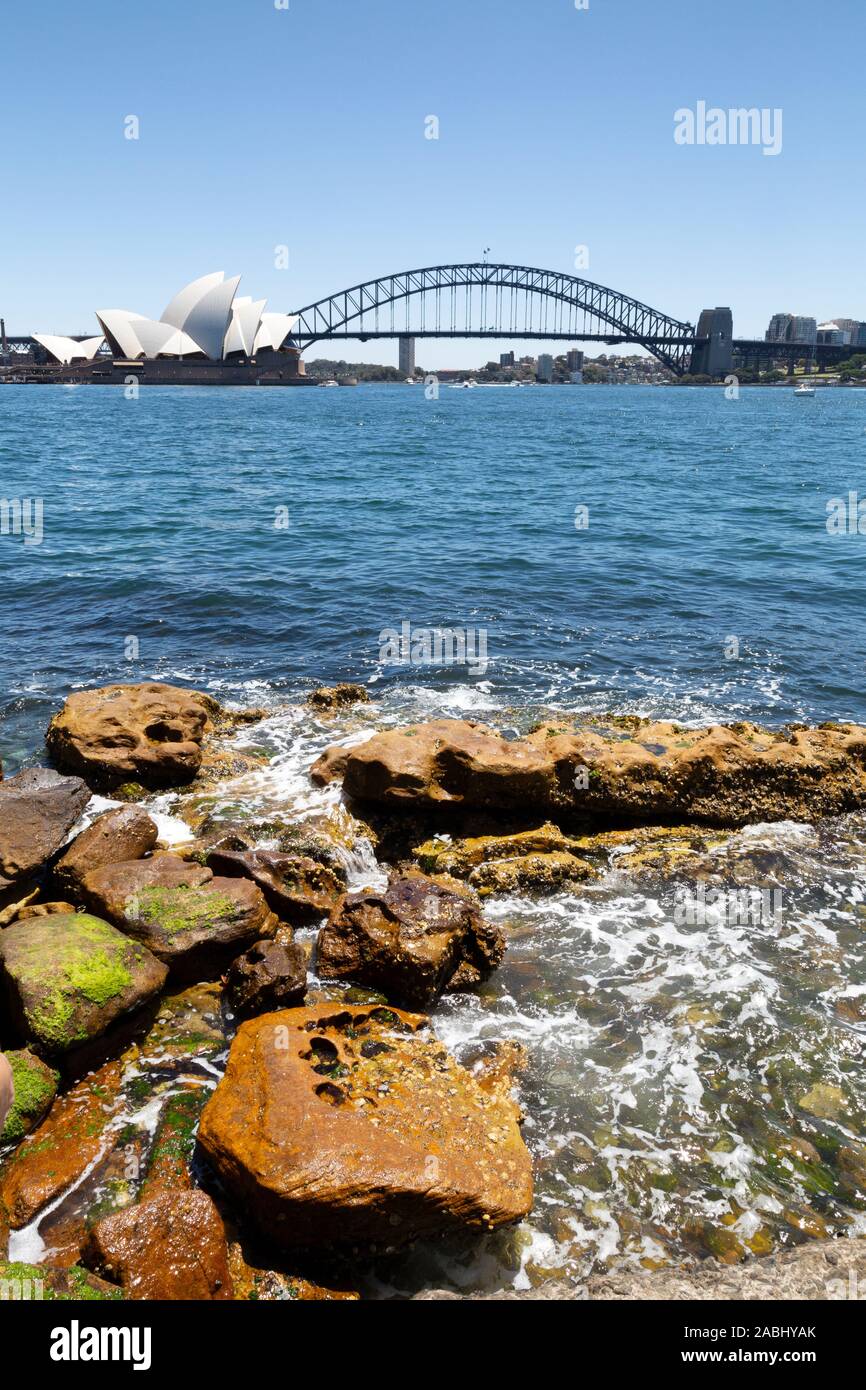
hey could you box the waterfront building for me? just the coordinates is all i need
[536,353,554,382]
[34,272,299,366]
[790,316,817,343]
[566,348,585,370]
[499,351,515,367]
[817,322,847,345]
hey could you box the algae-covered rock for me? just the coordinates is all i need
[81,854,277,978]
[0,1059,125,1228]
[0,914,167,1054]
[798,1082,847,1120]
[308,683,370,711]
[0,1049,59,1145]
[0,1260,122,1300]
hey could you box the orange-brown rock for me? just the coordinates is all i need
[314,716,866,828]
[227,1244,359,1300]
[206,848,343,924]
[52,806,159,899]
[317,873,504,1006]
[14,901,77,920]
[84,1190,233,1300]
[46,682,252,791]
[198,1004,533,1248]
[0,1060,124,1228]
[80,854,277,978]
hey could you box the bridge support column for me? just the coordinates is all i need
[692,308,733,377]
[398,336,416,377]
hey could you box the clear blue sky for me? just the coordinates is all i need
[2,0,863,367]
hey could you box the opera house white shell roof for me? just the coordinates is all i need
[37,273,299,364]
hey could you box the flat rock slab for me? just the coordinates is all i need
[84,1190,233,1300]
[82,854,277,976]
[318,872,504,1006]
[46,682,224,790]
[198,1003,533,1248]
[0,914,167,1055]
[0,768,90,881]
[53,807,158,899]
[315,716,866,827]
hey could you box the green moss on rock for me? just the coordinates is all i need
[132,885,239,937]
[0,1050,59,1145]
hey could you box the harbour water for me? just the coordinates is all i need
[2,382,866,1294]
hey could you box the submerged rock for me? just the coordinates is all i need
[0,1049,59,1145]
[0,914,167,1055]
[226,939,307,1018]
[53,807,159,900]
[83,1190,233,1300]
[415,823,597,895]
[317,873,504,1006]
[0,768,91,882]
[198,1003,533,1248]
[81,854,277,978]
[315,716,866,828]
[206,848,343,924]
[46,682,262,791]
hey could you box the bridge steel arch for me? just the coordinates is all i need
[291,262,698,374]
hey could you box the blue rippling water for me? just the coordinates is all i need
[1,381,865,767]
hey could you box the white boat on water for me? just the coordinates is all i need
[319,379,339,387]
[793,384,816,396]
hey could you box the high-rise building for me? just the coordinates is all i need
[817,322,846,345]
[398,335,416,376]
[857,323,866,347]
[832,319,859,345]
[766,312,794,342]
[566,349,584,371]
[790,316,817,344]
[499,351,515,367]
[536,353,554,382]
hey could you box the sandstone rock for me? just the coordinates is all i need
[226,939,307,1018]
[81,854,277,978]
[0,1049,59,1145]
[317,873,504,1006]
[0,1060,124,1227]
[198,1003,533,1248]
[0,768,91,882]
[316,716,866,828]
[53,807,158,899]
[0,914,167,1055]
[14,902,77,920]
[308,683,370,711]
[415,822,590,875]
[46,682,250,791]
[84,1189,233,1300]
[207,848,343,923]
[470,851,596,894]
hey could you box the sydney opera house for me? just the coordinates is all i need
[30,272,309,385]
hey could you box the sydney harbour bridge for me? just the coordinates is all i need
[2,262,850,379]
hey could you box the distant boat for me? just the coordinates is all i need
[319,379,339,387]
[793,384,816,397]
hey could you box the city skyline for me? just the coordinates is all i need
[2,0,864,368]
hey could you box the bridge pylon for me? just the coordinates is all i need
[691,308,733,377]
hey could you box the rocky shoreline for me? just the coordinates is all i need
[1,680,865,1300]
